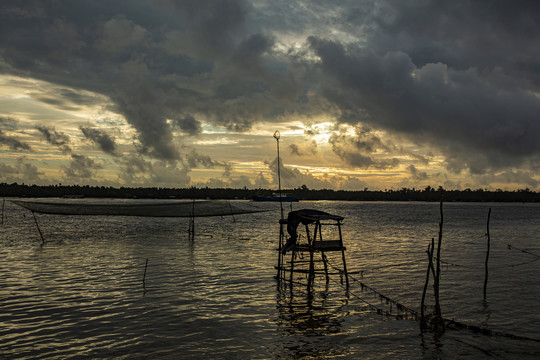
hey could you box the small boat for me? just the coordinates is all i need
[252,192,298,202]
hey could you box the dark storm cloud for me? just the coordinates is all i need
[365,1,540,79]
[2,0,540,181]
[171,115,202,136]
[35,126,72,153]
[80,126,117,155]
[307,1,540,172]
[0,0,296,161]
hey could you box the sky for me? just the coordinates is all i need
[1,0,540,191]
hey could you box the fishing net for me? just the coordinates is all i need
[11,200,266,217]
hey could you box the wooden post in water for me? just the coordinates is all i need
[421,238,435,328]
[32,211,45,244]
[188,200,195,241]
[483,208,492,300]
[143,258,149,289]
[433,201,444,330]
[227,201,236,223]
[337,220,349,288]
[1,198,5,225]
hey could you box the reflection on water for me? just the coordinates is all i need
[1,199,540,359]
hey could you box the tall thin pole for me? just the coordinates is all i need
[274,130,284,220]
[143,258,149,289]
[484,208,491,300]
[32,211,45,244]
[433,201,444,330]
[189,199,195,241]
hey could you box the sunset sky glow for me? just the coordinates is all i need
[1,1,540,190]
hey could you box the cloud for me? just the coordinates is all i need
[473,169,539,189]
[147,161,191,186]
[306,1,540,173]
[408,164,428,181]
[35,126,72,153]
[95,16,148,55]
[80,126,117,155]
[328,126,398,169]
[0,0,312,161]
[115,154,153,184]
[184,148,231,176]
[229,175,254,189]
[0,116,18,129]
[115,154,191,187]
[29,87,104,112]
[0,157,44,183]
[0,0,286,161]
[338,176,368,191]
[0,130,30,150]
[255,172,271,188]
[267,157,333,189]
[0,116,30,150]
[289,140,317,156]
[62,154,102,180]
[0,116,31,150]
[1,1,540,189]
[171,115,202,136]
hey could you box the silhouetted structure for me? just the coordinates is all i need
[276,209,349,291]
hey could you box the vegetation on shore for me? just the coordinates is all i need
[1,182,538,202]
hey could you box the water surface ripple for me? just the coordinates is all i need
[1,200,539,359]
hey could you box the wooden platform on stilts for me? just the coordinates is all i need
[276,209,349,291]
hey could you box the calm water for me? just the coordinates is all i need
[1,199,539,359]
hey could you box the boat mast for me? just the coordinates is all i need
[274,130,284,220]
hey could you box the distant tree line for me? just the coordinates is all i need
[0,182,538,202]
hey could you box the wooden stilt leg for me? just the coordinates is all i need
[277,222,284,280]
[307,248,314,293]
[321,251,329,283]
[338,221,349,288]
[289,250,295,285]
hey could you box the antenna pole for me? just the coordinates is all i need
[274,130,284,220]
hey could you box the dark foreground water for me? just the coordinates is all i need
[1,199,539,359]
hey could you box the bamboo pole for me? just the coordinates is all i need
[32,211,45,244]
[338,220,349,288]
[143,258,149,289]
[421,239,435,328]
[277,221,284,280]
[227,201,236,223]
[433,201,444,330]
[483,208,492,299]
[1,198,5,225]
[188,200,195,241]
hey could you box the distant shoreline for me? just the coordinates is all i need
[1,183,538,203]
